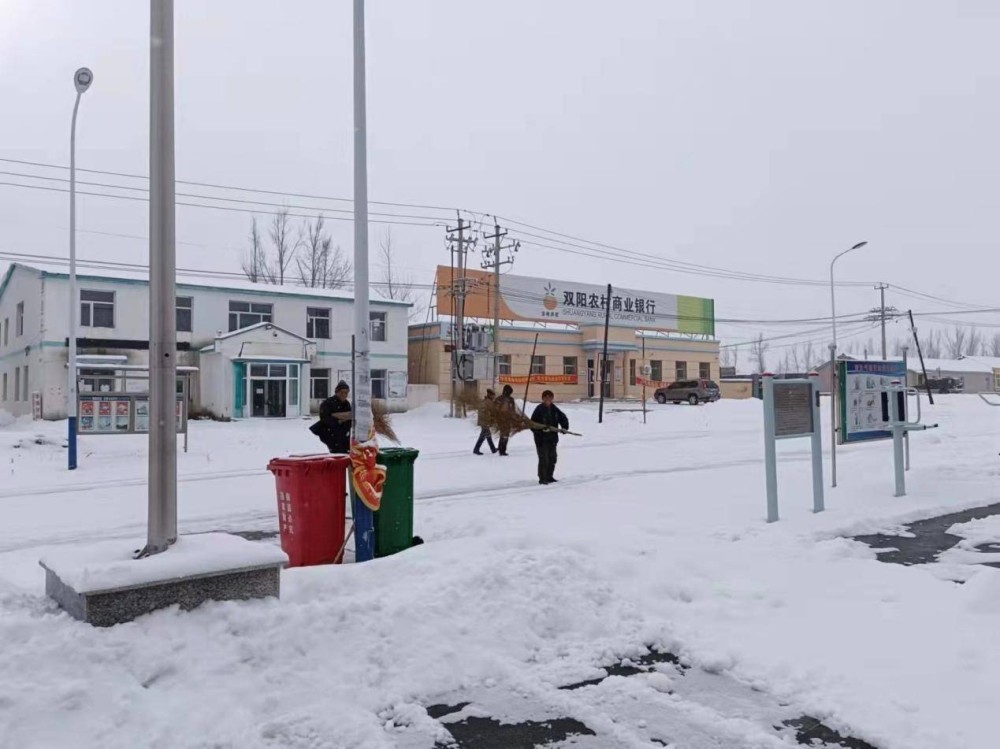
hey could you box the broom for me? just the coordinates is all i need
[456,389,582,437]
[330,400,400,443]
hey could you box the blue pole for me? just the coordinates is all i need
[68,415,78,470]
[352,490,375,562]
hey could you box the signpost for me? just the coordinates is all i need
[762,373,824,522]
[837,359,907,444]
[885,380,937,497]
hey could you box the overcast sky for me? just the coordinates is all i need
[2,0,999,358]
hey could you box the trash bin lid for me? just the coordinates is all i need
[268,454,351,472]
[377,447,419,464]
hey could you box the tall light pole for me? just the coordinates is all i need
[351,0,376,562]
[142,0,177,557]
[68,67,93,471]
[828,240,868,488]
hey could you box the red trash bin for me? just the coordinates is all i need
[267,455,350,567]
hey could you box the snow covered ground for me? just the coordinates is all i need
[1,395,999,748]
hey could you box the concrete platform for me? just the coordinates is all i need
[40,533,287,627]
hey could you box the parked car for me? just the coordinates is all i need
[654,379,721,405]
[924,377,964,394]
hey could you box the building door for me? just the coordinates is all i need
[251,381,267,417]
[266,380,286,417]
[250,378,287,417]
[601,357,613,399]
[587,358,595,398]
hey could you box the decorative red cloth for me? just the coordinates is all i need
[350,428,386,511]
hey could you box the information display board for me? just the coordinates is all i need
[838,360,907,444]
[773,381,814,438]
[78,394,186,435]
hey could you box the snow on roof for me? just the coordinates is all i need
[7,261,408,307]
[909,358,996,374]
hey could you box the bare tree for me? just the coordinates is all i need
[990,333,1000,358]
[923,328,943,359]
[378,227,422,319]
[789,344,801,373]
[267,208,297,285]
[297,214,352,289]
[801,341,816,371]
[750,333,769,373]
[966,328,984,357]
[241,217,268,283]
[946,326,968,359]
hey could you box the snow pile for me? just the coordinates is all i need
[1,395,1000,747]
[40,533,287,593]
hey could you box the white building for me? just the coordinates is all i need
[0,262,410,420]
[907,356,1000,394]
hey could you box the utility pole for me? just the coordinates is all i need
[876,283,889,359]
[446,216,475,416]
[351,0,376,563]
[142,0,177,558]
[598,283,612,424]
[481,217,518,388]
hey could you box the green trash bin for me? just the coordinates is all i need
[374,447,420,557]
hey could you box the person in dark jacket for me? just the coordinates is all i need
[530,389,569,484]
[473,388,499,455]
[316,381,352,453]
[495,384,517,456]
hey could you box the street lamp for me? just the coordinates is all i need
[828,240,867,488]
[68,67,93,470]
[829,240,867,347]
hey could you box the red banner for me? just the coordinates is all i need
[636,376,669,389]
[498,374,578,385]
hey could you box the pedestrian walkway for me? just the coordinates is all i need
[853,501,1000,570]
[424,646,878,748]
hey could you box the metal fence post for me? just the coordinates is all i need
[762,373,779,522]
[809,372,825,513]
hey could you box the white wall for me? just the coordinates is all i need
[198,353,230,419]
[0,266,44,418]
[13,267,411,419]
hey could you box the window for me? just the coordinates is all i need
[16,302,24,337]
[1,372,6,401]
[176,296,193,333]
[650,360,662,382]
[289,375,299,407]
[699,362,712,380]
[563,356,578,376]
[14,368,20,403]
[369,311,387,342]
[79,368,116,393]
[371,368,387,399]
[22,365,28,400]
[311,368,331,400]
[629,359,636,386]
[228,301,272,331]
[497,354,512,375]
[81,290,115,328]
[995,370,1000,392]
[531,355,546,375]
[675,361,688,381]
[307,308,331,339]
[1,318,6,347]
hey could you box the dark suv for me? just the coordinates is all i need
[654,379,721,405]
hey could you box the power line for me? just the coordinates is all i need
[0,156,457,214]
[3,156,875,289]
[0,180,442,228]
[0,169,449,223]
